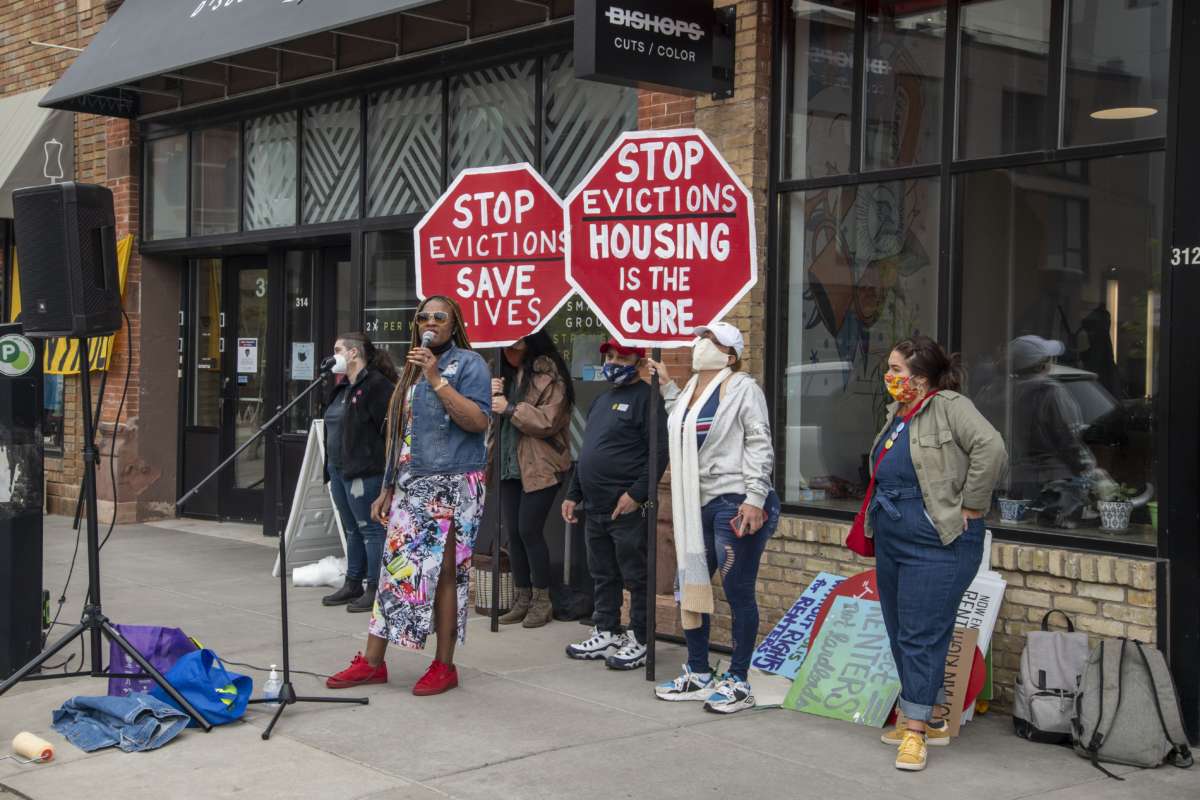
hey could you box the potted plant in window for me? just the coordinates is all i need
[1095,481,1138,531]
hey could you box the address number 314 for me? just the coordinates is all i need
[1171,246,1200,265]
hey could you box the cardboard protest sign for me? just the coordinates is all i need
[783,596,900,727]
[564,129,756,347]
[897,626,979,737]
[751,572,845,679]
[415,163,571,348]
[956,570,1007,723]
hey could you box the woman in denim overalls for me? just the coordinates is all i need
[870,336,1006,772]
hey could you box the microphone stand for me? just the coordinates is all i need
[177,363,369,740]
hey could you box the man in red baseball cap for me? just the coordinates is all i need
[598,338,646,360]
[562,337,666,671]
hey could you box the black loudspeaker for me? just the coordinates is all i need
[12,182,122,338]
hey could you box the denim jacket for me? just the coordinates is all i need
[386,343,492,483]
[52,693,189,753]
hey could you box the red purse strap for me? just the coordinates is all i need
[855,391,939,518]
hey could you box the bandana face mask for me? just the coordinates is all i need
[884,372,921,404]
[602,362,640,386]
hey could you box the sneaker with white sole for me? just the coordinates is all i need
[565,627,625,661]
[703,674,755,714]
[604,631,646,670]
[654,665,715,702]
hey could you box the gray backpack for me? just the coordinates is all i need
[1072,637,1194,777]
[1013,610,1090,744]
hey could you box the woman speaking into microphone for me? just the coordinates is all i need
[326,296,491,696]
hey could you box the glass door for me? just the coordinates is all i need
[220,258,271,521]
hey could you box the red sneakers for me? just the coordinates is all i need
[326,652,388,689]
[412,660,459,696]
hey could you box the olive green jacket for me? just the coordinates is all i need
[866,390,1008,546]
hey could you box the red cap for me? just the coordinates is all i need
[599,338,645,359]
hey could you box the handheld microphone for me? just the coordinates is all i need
[420,330,436,349]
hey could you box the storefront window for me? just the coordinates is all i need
[363,231,418,364]
[863,1,946,170]
[958,0,1052,159]
[191,125,240,236]
[777,178,940,510]
[959,153,1162,545]
[146,134,187,240]
[244,111,298,230]
[449,60,536,175]
[784,0,856,180]
[367,81,444,218]
[303,99,361,225]
[543,52,638,196]
[1064,0,1170,147]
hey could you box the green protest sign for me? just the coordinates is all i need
[782,595,900,727]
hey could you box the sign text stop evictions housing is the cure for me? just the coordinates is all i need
[565,128,756,348]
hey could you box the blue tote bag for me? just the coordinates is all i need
[149,649,254,727]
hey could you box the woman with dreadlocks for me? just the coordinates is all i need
[326,296,491,696]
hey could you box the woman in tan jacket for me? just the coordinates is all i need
[492,330,574,628]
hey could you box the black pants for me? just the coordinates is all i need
[500,479,560,590]
[585,508,647,642]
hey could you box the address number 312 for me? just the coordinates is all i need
[1171,246,1200,265]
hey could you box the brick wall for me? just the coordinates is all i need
[655,514,1160,714]
[1,1,142,521]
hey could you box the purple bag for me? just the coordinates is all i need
[107,625,197,697]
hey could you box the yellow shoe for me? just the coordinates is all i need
[880,718,950,746]
[895,730,928,771]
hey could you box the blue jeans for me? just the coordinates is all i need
[872,487,984,722]
[328,466,386,584]
[685,491,781,681]
[52,693,189,753]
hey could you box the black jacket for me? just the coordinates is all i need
[566,381,669,515]
[322,367,394,481]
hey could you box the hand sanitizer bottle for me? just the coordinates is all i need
[263,665,282,706]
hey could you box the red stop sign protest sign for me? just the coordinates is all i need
[564,129,757,348]
[415,164,571,348]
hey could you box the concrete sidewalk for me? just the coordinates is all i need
[1,518,1196,800]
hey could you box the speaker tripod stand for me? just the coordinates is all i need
[177,367,368,740]
[0,335,213,731]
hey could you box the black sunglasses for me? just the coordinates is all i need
[415,311,450,324]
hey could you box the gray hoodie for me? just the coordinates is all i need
[664,371,775,509]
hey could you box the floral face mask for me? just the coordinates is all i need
[884,372,921,404]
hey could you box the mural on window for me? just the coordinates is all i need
[780,178,940,509]
[368,81,444,218]
[303,99,361,225]
[449,60,536,175]
[244,111,298,230]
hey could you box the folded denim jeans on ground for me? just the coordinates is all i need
[52,692,189,753]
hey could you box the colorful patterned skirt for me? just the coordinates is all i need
[368,470,487,650]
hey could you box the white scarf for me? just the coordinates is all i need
[668,368,731,630]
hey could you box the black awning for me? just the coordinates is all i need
[38,0,461,117]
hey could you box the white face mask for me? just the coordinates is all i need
[330,353,349,375]
[692,338,731,371]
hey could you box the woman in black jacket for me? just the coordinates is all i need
[321,332,399,613]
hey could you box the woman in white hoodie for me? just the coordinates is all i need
[649,321,780,714]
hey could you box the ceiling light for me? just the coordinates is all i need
[1090,107,1159,120]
